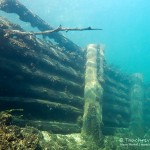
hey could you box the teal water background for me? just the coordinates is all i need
[2,0,150,82]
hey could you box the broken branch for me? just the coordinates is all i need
[4,26,103,37]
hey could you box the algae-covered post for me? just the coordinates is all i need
[130,73,144,136]
[82,44,104,144]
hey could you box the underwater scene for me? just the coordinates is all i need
[0,0,150,150]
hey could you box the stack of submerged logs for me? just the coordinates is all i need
[102,66,131,135]
[1,0,149,139]
[0,16,85,134]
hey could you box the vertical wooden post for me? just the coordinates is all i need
[130,73,144,136]
[82,44,104,143]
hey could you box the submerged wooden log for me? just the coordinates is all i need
[103,92,130,106]
[97,45,104,83]
[103,117,129,128]
[104,75,129,93]
[0,78,84,108]
[103,102,130,117]
[12,118,81,134]
[4,26,102,36]
[0,97,83,122]
[103,84,129,100]
[104,65,131,86]
[82,44,104,144]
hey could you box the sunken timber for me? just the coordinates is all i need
[0,0,150,150]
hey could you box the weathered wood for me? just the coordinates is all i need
[103,102,130,117]
[103,84,129,100]
[0,57,83,96]
[103,117,128,127]
[0,53,83,86]
[102,127,129,136]
[104,75,129,93]
[0,38,84,84]
[12,118,81,134]
[102,110,130,123]
[0,97,83,122]
[104,65,130,86]
[0,77,84,107]
[103,92,129,106]
[0,16,85,72]
[5,26,102,36]
[0,0,84,57]
[97,45,104,83]
[0,78,84,108]
[103,111,130,122]
[82,44,103,144]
